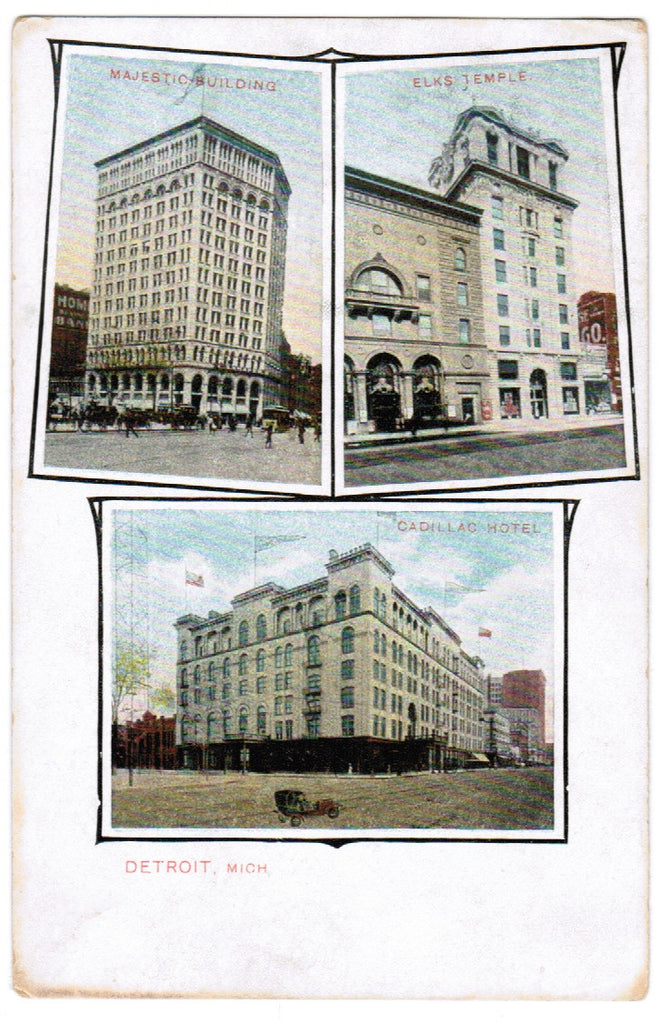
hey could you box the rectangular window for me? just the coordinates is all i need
[527,237,536,258]
[498,359,518,380]
[555,246,565,266]
[417,274,431,300]
[494,259,507,283]
[559,304,569,325]
[532,328,542,348]
[491,195,503,220]
[498,325,511,347]
[517,146,530,179]
[529,267,538,287]
[493,228,505,251]
[549,161,558,190]
[372,314,391,336]
[557,273,567,294]
[554,217,563,238]
[531,299,540,320]
[418,314,432,340]
[487,133,499,165]
[562,386,580,414]
[497,294,509,317]
[560,362,578,380]
[561,332,571,350]
[500,388,522,419]
[459,319,470,343]
[457,282,468,307]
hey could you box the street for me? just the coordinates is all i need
[343,423,628,488]
[43,425,323,488]
[111,767,554,831]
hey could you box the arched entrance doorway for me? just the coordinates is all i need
[530,369,548,419]
[412,355,443,425]
[344,356,356,422]
[366,354,401,432]
[191,374,203,412]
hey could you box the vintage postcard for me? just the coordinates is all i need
[12,15,648,1003]
[100,499,567,842]
[338,45,640,493]
[27,39,331,495]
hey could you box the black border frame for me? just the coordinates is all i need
[27,37,640,498]
[91,493,577,848]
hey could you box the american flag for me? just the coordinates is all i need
[185,570,204,588]
[254,535,305,553]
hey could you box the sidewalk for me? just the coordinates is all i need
[344,413,623,449]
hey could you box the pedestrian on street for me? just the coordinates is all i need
[298,423,305,444]
[265,423,273,448]
[124,410,139,437]
[245,414,253,437]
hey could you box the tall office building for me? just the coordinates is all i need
[85,115,290,421]
[501,668,547,759]
[429,106,609,424]
[174,543,486,772]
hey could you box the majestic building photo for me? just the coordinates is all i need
[40,53,325,489]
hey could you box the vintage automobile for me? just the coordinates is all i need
[274,789,341,827]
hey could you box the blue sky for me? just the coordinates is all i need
[110,503,558,721]
[343,53,616,296]
[54,50,327,358]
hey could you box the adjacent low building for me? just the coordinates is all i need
[344,167,489,434]
[174,543,487,773]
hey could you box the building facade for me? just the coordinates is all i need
[429,106,609,425]
[501,668,547,761]
[113,711,177,770]
[344,168,490,434]
[174,544,486,772]
[577,290,621,413]
[48,284,90,413]
[85,115,290,421]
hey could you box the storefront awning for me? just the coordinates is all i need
[467,752,490,763]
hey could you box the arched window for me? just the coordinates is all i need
[374,630,380,654]
[238,707,248,734]
[256,649,265,672]
[222,657,231,678]
[193,666,201,685]
[284,643,293,667]
[208,663,215,683]
[238,653,248,676]
[341,627,355,655]
[256,614,267,641]
[257,706,267,735]
[238,620,249,646]
[307,635,321,667]
[349,585,361,615]
[223,709,232,737]
[355,266,403,296]
[374,588,380,617]
[380,594,387,621]
[208,713,221,741]
[454,247,467,271]
[334,591,347,620]
[275,647,283,668]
